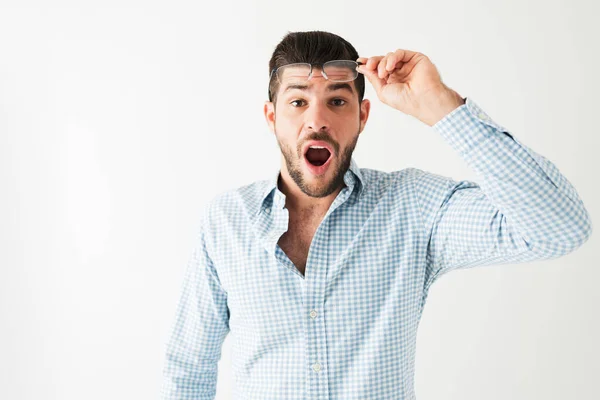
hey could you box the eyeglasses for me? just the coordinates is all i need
[268,60,363,101]
[270,59,364,84]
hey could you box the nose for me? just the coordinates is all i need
[305,81,331,132]
[305,100,330,132]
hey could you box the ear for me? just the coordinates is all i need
[264,101,275,134]
[358,98,371,134]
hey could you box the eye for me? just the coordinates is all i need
[289,98,347,107]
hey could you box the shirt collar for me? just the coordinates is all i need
[256,157,365,216]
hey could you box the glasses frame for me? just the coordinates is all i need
[268,60,364,101]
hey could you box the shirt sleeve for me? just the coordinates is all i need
[414,96,593,298]
[160,208,230,400]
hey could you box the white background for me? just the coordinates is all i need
[0,1,598,399]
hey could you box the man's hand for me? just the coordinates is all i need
[357,49,465,126]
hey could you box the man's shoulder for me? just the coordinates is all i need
[360,165,428,190]
[360,166,468,204]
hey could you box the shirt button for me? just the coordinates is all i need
[478,112,488,120]
[312,362,322,372]
[309,310,318,319]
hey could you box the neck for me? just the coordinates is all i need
[277,169,344,216]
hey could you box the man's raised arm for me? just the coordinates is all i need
[413,96,592,298]
[356,49,592,300]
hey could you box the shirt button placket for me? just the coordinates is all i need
[306,242,330,399]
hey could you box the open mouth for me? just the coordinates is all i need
[305,146,332,167]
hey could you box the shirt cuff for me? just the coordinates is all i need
[432,97,512,157]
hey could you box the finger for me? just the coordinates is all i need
[365,56,384,72]
[358,64,385,93]
[378,52,393,79]
[386,52,406,72]
[384,49,419,75]
[384,55,408,83]
[391,48,420,66]
[359,56,389,81]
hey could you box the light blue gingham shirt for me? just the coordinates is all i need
[161,97,592,400]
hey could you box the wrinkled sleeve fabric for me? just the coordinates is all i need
[161,207,230,400]
[414,97,593,298]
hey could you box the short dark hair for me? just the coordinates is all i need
[267,30,365,107]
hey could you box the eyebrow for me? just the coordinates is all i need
[282,82,354,95]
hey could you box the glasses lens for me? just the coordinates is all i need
[275,61,358,84]
[323,60,358,82]
[276,63,311,83]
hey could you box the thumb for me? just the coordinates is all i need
[357,65,385,94]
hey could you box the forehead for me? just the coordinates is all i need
[280,81,355,96]
[276,62,357,97]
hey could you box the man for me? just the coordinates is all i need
[160,31,592,400]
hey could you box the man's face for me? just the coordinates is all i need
[264,67,370,199]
